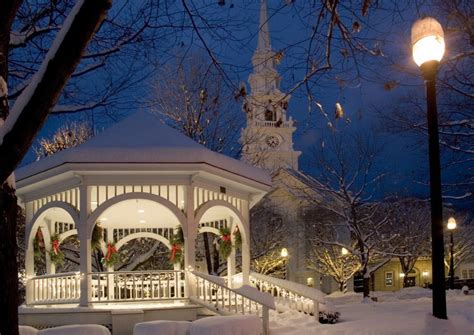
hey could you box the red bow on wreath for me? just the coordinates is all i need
[52,239,60,255]
[105,243,117,261]
[222,234,231,242]
[170,243,181,262]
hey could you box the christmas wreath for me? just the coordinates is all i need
[49,233,65,267]
[102,242,120,267]
[169,227,184,264]
[219,227,232,259]
[33,229,45,260]
[233,227,242,251]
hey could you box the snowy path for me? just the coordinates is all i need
[270,290,474,335]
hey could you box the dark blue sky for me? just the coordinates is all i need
[22,1,469,208]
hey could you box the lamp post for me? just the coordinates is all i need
[447,217,457,290]
[281,247,288,280]
[411,17,447,320]
[341,248,349,293]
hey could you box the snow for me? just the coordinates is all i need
[234,285,276,309]
[190,315,261,335]
[134,320,191,335]
[36,324,110,335]
[0,1,84,146]
[15,111,271,187]
[19,325,38,335]
[270,288,474,335]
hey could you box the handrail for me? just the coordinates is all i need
[191,271,275,335]
[29,272,81,304]
[250,271,324,320]
[30,271,80,280]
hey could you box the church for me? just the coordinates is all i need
[239,0,342,293]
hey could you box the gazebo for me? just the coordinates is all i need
[16,111,271,329]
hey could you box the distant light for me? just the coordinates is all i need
[281,248,288,258]
[400,273,405,278]
[411,17,445,67]
[101,217,108,221]
[422,271,429,277]
[341,247,349,255]
[138,209,145,214]
[447,217,457,230]
[139,220,146,224]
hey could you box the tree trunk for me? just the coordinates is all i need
[403,273,409,288]
[363,275,370,298]
[339,281,344,292]
[203,232,213,274]
[212,241,219,275]
[0,183,19,335]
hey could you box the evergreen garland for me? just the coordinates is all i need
[169,227,184,264]
[49,233,65,267]
[102,242,120,267]
[33,229,45,260]
[219,227,232,259]
[91,224,104,251]
[233,227,242,251]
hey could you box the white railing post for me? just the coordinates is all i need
[313,299,320,322]
[262,306,269,335]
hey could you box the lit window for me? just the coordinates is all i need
[470,269,474,279]
[385,272,393,287]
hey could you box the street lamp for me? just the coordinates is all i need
[447,217,457,290]
[341,247,349,256]
[411,17,447,320]
[281,248,288,280]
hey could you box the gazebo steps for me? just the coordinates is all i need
[19,300,202,335]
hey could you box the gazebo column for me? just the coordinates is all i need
[227,217,236,288]
[79,185,92,307]
[184,185,196,297]
[106,228,114,300]
[241,200,250,285]
[174,262,182,297]
[25,202,35,305]
[45,219,55,274]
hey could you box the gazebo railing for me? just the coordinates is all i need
[90,270,186,302]
[29,271,81,305]
[191,272,275,335]
[249,271,323,318]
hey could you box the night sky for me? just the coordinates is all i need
[20,1,471,210]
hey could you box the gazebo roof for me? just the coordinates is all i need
[16,111,271,186]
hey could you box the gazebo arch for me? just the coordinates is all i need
[115,232,172,250]
[87,192,187,239]
[26,201,79,247]
[195,199,248,245]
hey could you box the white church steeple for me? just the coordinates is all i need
[241,0,301,173]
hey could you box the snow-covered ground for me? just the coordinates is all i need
[270,288,474,335]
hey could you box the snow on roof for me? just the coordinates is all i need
[16,111,271,186]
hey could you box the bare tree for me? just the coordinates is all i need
[0,2,111,333]
[383,198,432,287]
[34,121,94,159]
[290,129,391,297]
[150,52,243,156]
[250,197,288,277]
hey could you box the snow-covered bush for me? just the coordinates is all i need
[319,310,341,324]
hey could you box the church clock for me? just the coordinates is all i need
[266,134,281,148]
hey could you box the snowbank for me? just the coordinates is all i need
[190,315,261,335]
[37,324,110,335]
[19,326,38,335]
[134,320,190,335]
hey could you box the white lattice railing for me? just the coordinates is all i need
[30,272,81,305]
[250,271,323,319]
[191,272,275,335]
[90,270,186,303]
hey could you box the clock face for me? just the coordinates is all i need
[266,135,281,148]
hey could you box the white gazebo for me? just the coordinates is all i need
[16,111,272,331]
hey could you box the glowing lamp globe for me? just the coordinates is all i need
[281,248,288,258]
[341,247,349,255]
[411,17,445,67]
[447,217,456,230]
